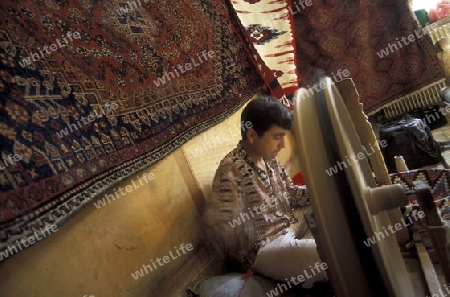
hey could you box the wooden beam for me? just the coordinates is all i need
[335,79,411,245]
[416,241,444,296]
[415,181,450,285]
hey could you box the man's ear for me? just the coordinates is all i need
[246,128,257,144]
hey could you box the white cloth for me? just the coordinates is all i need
[253,228,328,289]
[198,273,278,297]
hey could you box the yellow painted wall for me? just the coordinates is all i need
[0,97,301,297]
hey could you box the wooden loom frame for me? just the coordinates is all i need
[293,78,449,296]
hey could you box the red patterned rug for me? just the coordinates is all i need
[292,0,444,113]
[0,0,263,252]
[227,0,299,105]
[227,0,444,113]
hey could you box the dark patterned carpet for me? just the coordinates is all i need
[225,0,445,112]
[0,0,263,252]
[292,0,444,113]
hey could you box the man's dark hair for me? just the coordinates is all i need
[241,95,292,140]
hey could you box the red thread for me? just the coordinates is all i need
[237,269,254,297]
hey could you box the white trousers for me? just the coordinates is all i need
[252,229,328,289]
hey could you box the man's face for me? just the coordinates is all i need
[253,125,288,160]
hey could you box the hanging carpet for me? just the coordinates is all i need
[228,0,444,113]
[225,0,299,107]
[292,0,445,113]
[0,0,263,253]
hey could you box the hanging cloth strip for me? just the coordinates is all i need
[226,0,300,108]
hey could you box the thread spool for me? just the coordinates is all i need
[394,156,409,172]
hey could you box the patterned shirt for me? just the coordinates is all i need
[202,141,310,271]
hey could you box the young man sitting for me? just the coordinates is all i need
[202,95,328,289]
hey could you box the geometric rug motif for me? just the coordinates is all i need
[291,0,445,113]
[0,0,263,253]
[390,168,450,223]
[226,0,300,104]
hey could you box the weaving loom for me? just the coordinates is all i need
[293,77,450,296]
